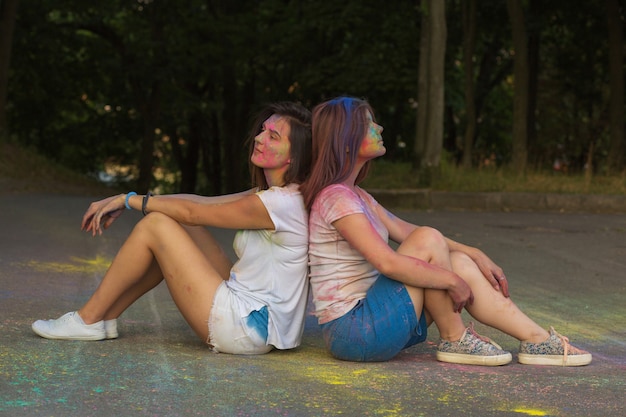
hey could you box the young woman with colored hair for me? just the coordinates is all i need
[300,96,591,366]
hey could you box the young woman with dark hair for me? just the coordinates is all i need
[33,102,312,355]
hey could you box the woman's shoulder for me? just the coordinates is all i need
[258,183,301,197]
[257,183,306,212]
[319,184,377,203]
[314,184,359,205]
[354,186,377,204]
[319,183,357,198]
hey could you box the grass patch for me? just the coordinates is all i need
[362,160,626,195]
[0,142,120,196]
[3,140,625,196]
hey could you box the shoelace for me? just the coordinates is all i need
[550,326,571,363]
[468,322,504,350]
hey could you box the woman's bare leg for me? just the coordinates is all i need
[450,251,549,343]
[97,259,164,321]
[396,227,468,342]
[96,225,233,321]
[78,213,231,341]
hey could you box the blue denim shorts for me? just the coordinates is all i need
[320,274,427,362]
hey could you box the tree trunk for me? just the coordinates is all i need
[414,2,430,168]
[585,140,594,188]
[0,0,20,141]
[172,112,201,193]
[137,106,159,192]
[475,40,512,122]
[413,0,447,183]
[507,0,529,173]
[203,107,223,195]
[461,0,477,168]
[221,64,244,193]
[606,0,624,173]
[129,75,160,193]
[526,0,540,168]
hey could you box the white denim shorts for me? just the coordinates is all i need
[208,281,273,355]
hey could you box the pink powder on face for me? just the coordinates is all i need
[251,115,291,170]
[262,115,284,137]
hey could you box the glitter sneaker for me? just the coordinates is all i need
[32,311,109,341]
[436,323,512,366]
[518,327,592,366]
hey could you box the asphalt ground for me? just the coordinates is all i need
[1,193,625,417]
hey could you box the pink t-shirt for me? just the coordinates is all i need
[308,184,389,324]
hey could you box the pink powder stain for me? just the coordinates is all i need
[251,115,290,169]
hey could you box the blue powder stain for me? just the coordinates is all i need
[246,306,269,342]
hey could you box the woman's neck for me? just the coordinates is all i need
[342,159,367,188]
[263,167,287,188]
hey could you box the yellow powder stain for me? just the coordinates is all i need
[267,359,405,416]
[352,369,369,376]
[373,407,403,416]
[23,255,112,274]
[302,366,374,386]
[305,366,348,385]
[511,408,550,416]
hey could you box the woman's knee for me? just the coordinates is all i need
[414,226,446,248]
[399,226,448,259]
[134,212,181,238]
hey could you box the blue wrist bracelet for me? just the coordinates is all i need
[125,192,137,210]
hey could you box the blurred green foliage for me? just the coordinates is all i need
[3,0,623,193]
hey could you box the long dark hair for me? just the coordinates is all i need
[300,97,374,210]
[246,102,312,190]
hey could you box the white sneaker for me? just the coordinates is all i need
[104,319,118,339]
[32,311,106,341]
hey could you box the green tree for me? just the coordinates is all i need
[606,0,624,173]
[537,1,611,173]
[445,0,512,168]
[461,0,477,168]
[414,0,447,184]
[507,0,529,173]
[5,0,625,192]
[0,0,19,142]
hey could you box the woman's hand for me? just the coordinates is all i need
[467,247,510,297]
[447,274,475,313]
[81,194,126,236]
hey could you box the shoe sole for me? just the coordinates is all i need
[436,351,512,366]
[31,323,106,341]
[518,353,592,366]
